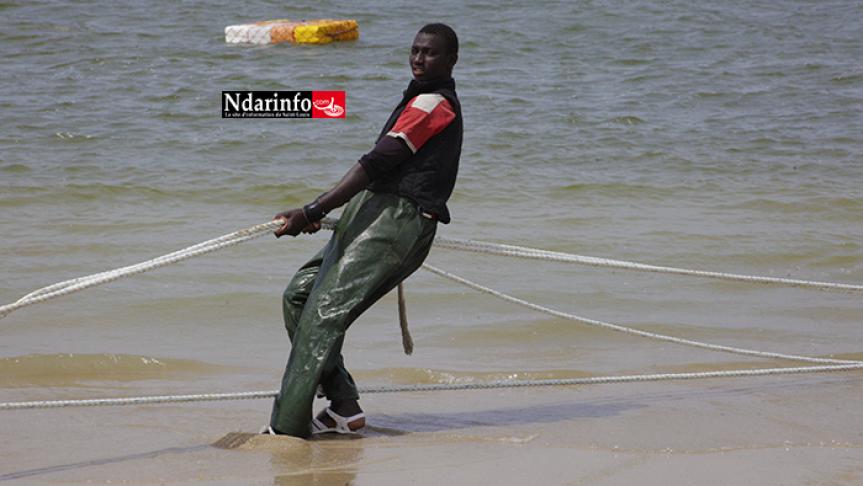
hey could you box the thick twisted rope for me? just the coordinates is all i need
[2,363,862,410]
[3,220,860,365]
[1,220,861,411]
[0,220,285,319]
[432,238,863,294]
[3,219,860,320]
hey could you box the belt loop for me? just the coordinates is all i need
[416,202,439,221]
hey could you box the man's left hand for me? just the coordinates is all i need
[302,221,322,234]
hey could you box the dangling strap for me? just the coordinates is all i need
[398,282,413,355]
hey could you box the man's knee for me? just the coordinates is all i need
[283,268,318,306]
[282,284,304,307]
[282,268,319,336]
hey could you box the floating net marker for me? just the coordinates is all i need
[225,19,359,45]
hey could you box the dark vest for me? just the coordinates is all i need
[367,77,463,224]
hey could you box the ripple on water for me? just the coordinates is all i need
[354,367,593,386]
[0,353,227,387]
[609,115,645,125]
[0,163,31,174]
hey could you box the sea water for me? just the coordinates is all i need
[1,1,861,484]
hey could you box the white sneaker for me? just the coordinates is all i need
[311,407,366,434]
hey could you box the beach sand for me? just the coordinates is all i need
[3,371,862,485]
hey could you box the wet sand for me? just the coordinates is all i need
[3,371,862,485]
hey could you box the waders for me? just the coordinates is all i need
[270,190,436,437]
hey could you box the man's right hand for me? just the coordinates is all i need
[273,209,309,238]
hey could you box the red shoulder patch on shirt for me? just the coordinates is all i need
[386,94,455,153]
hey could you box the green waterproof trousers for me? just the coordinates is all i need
[270,190,437,437]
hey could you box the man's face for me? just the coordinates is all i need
[410,32,455,81]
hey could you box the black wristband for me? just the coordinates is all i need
[302,199,327,223]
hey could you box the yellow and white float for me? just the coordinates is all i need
[225,19,359,45]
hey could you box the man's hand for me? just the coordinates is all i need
[302,221,322,234]
[273,208,310,238]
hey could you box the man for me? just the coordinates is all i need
[266,23,462,438]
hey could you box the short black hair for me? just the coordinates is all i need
[418,23,458,55]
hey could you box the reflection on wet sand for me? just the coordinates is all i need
[214,433,363,486]
[270,439,361,486]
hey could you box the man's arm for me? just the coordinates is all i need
[274,92,453,238]
[273,138,412,238]
[273,163,369,238]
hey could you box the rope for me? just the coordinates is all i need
[432,238,863,294]
[3,363,862,410]
[3,218,860,320]
[1,219,861,411]
[0,220,285,319]
[421,264,862,365]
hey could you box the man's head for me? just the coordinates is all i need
[410,23,458,82]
